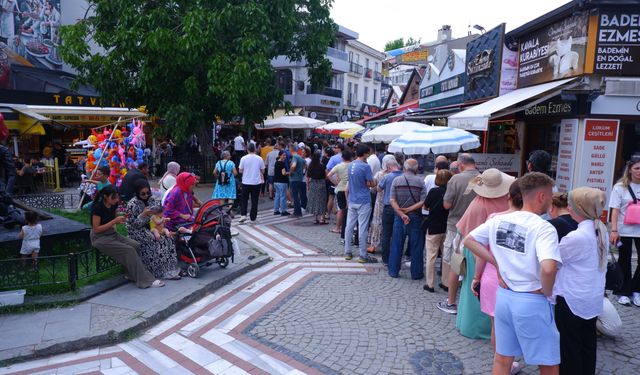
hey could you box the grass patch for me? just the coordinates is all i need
[45,208,128,236]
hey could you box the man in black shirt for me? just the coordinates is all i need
[119,163,150,201]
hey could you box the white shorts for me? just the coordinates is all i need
[20,248,40,255]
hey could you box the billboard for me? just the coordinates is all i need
[517,12,589,88]
[0,0,63,89]
[591,10,640,75]
[464,24,505,102]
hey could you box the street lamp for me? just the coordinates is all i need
[473,25,486,34]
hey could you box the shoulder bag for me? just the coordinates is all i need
[606,251,624,291]
[623,185,640,225]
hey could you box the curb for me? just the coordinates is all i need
[3,254,271,365]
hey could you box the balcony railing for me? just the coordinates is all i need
[349,62,363,75]
[374,71,383,82]
[364,68,373,79]
[307,86,343,98]
[326,47,349,61]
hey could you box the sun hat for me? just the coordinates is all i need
[471,168,516,199]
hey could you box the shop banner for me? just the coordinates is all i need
[469,153,520,173]
[555,119,579,192]
[500,45,518,95]
[517,12,589,88]
[464,24,505,102]
[593,11,640,75]
[576,119,620,218]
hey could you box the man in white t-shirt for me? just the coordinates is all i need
[238,143,265,224]
[233,132,246,165]
[464,172,562,373]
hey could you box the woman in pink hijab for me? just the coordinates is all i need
[164,172,197,231]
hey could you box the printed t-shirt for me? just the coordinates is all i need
[347,160,373,205]
[469,210,561,292]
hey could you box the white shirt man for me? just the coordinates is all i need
[234,134,246,152]
[238,144,265,223]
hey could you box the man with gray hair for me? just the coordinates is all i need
[436,153,479,314]
[388,158,427,279]
[377,155,403,265]
[266,143,280,199]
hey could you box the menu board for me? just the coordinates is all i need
[555,119,579,192]
[576,119,620,218]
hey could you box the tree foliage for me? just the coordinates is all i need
[59,0,337,141]
[384,38,404,51]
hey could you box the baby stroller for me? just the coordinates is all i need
[176,200,234,278]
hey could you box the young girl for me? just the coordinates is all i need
[149,205,171,239]
[19,211,42,266]
[82,166,111,210]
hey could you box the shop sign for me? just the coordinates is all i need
[576,119,620,219]
[591,11,640,75]
[523,99,576,117]
[517,13,589,88]
[45,114,124,124]
[420,74,465,98]
[469,153,520,173]
[360,104,381,116]
[555,119,579,192]
[419,49,466,110]
[465,24,505,102]
[342,109,362,121]
[591,95,640,115]
[398,50,428,64]
[500,45,518,95]
[320,99,340,107]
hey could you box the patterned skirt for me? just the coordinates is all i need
[306,178,327,215]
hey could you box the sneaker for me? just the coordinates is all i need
[344,254,353,260]
[274,211,280,215]
[633,293,640,307]
[239,216,247,223]
[339,239,345,245]
[404,261,411,268]
[436,300,457,314]
[357,257,378,264]
[281,211,291,216]
[510,361,522,375]
[248,220,257,225]
[617,296,631,306]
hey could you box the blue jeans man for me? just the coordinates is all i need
[290,180,304,216]
[344,202,371,260]
[388,212,424,279]
[380,205,395,264]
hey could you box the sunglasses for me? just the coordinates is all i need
[139,191,150,197]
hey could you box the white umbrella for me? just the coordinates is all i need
[360,121,429,143]
[388,126,481,154]
[261,115,326,130]
[316,121,363,135]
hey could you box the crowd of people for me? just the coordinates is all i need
[213,131,638,374]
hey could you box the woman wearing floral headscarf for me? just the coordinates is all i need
[164,172,197,232]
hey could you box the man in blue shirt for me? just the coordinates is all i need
[377,153,404,264]
[344,144,378,263]
[289,144,306,217]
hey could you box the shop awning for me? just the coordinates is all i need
[3,104,51,122]
[356,107,396,125]
[448,78,580,131]
[23,105,147,126]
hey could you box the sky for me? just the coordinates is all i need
[330,0,571,51]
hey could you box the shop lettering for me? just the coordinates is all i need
[52,95,126,107]
[441,77,460,92]
[519,38,549,63]
[598,29,640,43]
[591,162,604,167]
[593,145,605,150]
[600,14,640,28]
[587,178,606,183]
[524,101,573,116]
[589,170,604,175]
[591,153,606,158]
[595,62,623,70]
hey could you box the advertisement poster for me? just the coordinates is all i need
[576,119,620,218]
[592,11,640,75]
[0,0,63,90]
[555,119,579,192]
[517,12,589,88]
[469,153,520,173]
[500,45,518,95]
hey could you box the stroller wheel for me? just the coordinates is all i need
[187,264,200,278]
[218,258,229,268]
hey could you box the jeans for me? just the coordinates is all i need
[290,181,304,215]
[381,205,395,264]
[344,202,371,259]
[301,181,307,209]
[240,183,260,221]
[274,182,288,213]
[389,213,425,279]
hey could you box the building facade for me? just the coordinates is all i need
[341,40,385,120]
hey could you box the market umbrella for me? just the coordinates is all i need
[360,121,429,143]
[338,127,364,139]
[387,126,481,154]
[316,121,363,135]
[261,115,326,130]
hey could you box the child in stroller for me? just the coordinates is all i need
[176,200,235,277]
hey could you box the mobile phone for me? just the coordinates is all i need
[473,282,481,299]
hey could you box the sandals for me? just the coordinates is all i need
[167,275,181,280]
[151,280,165,288]
[330,228,341,233]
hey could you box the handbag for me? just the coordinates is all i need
[605,251,624,291]
[623,185,640,225]
[449,232,466,276]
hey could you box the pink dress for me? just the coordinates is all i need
[478,211,509,317]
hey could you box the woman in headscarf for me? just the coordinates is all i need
[554,187,608,375]
[158,161,180,194]
[367,154,398,253]
[455,169,514,340]
[126,180,181,280]
[164,172,197,232]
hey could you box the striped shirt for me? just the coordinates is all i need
[390,173,427,214]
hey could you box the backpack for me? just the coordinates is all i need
[217,161,230,186]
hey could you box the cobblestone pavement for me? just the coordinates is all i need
[1,198,639,374]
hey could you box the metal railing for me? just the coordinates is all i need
[349,62,363,75]
[159,155,218,184]
[374,71,383,81]
[364,68,373,79]
[306,86,343,98]
[326,47,349,61]
[14,193,84,210]
[0,248,121,291]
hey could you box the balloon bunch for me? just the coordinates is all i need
[77,119,146,187]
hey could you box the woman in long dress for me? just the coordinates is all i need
[212,151,237,204]
[305,150,327,224]
[367,155,396,253]
[126,180,181,280]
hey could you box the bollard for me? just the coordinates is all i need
[53,158,63,192]
[68,252,77,290]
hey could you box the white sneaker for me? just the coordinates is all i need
[633,293,640,307]
[618,296,631,306]
[238,216,247,223]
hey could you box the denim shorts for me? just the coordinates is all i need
[495,287,560,366]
